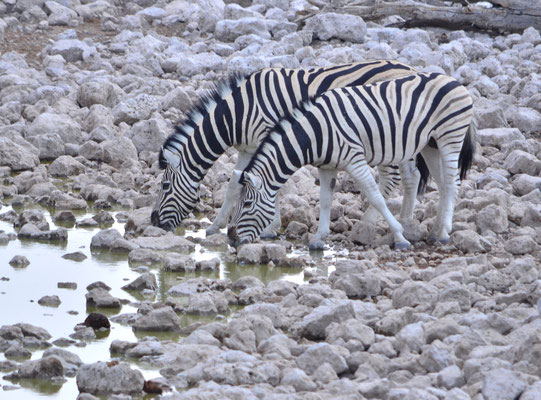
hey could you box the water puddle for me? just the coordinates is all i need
[0,203,331,399]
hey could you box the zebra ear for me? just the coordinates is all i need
[162,147,181,169]
[243,172,262,190]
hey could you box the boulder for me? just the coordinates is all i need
[296,343,349,375]
[112,94,160,125]
[305,12,367,43]
[45,1,77,26]
[76,361,144,395]
[127,118,169,153]
[85,288,121,308]
[132,306,181,332]
[0,137,39,171]
[90,229,123,250]
[49,155,85,177]
[295,300,356,340]
[27,113,82,144]
[504,149,541,176]
[78,80,118,108]
[50,39,94,62]
[122,273,157,291]
[392,281,439,309]
[17,356,64,379]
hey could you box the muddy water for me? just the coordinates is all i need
[0,204,322,399]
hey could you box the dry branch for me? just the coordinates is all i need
[321,0,541,34]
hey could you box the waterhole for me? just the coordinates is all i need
[0,203,338,399]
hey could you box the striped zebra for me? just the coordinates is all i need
[227,72,476,249]
[151,61,421,249]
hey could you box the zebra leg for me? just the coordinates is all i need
[309,169,337,250]
[348,162,410,250]
[363,165,400,224]
[398,160,420,222]
[419,146,447,242]
[206,151,253,235]
[261,206,280,239]
[436,150,461,243]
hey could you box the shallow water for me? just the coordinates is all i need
[0,204,317,399]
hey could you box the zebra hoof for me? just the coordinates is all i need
[394,241,411,251]
[309,240,325,251]
[205,225,222,236]
[427,236,450,245]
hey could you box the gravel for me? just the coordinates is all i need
[0,0,540,398]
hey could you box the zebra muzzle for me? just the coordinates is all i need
[227,226,237,244]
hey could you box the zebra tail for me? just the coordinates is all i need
[458,119,477,181]
[416,154,430,196]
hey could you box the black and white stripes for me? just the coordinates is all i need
[151,61,419,248]
[228,72,476,249]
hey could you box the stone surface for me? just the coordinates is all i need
[76,361,144,395]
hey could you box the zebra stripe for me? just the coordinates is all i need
[228,73,475,249]
[151,61,418,244]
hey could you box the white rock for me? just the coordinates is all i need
[392,281,439,309]
[504,235,537,255]
[100,137,138,169]
[27,113,82,145]
[78,80,118,108]
[133,306,181,332]
[0,137,39,171]
[281,367,317,391]
[476,204,508,233]
[128,118,169,154]
[90,229,123,250]
[76,361,144,395]
[296,343,349,375]
[49,155,85,178]
[481,368,527,400]
[133,234,195,252]
[477,128,525,148]
[215,17,271,41]
[504,149,541,176]
[45,1,77,26]
[17,356,64,379]
[50,39,94,62]
[112,94,160,125]
[305,12,366,43]
[295,301,355,340]
[419,342,453,373]
[122,272,157,291]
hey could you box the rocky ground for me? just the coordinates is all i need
[1,0,541,399]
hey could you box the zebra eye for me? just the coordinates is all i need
[162,181,171,191]
[244,200,253,208]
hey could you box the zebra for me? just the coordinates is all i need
[151,61,422,249]
[227,72,476,249]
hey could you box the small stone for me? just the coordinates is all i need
[62,251,87,262]
[9,255,30,268]
[481,368,527,400]
[296,343,349,375]
[5,344,32,359]
[196,257,220,271]
[132,307,181,332]
[38,295,61,307]
[16,356,64,379]
[122,273,157,291]
[58,282,77,290]
[84,313,110,330]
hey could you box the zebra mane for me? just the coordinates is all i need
[243,99,315,176]
[159,72,248,169]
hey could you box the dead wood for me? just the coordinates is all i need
[316,0,541,34]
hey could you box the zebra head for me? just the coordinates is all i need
[151,147,199,232]
[227,170,275,247]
